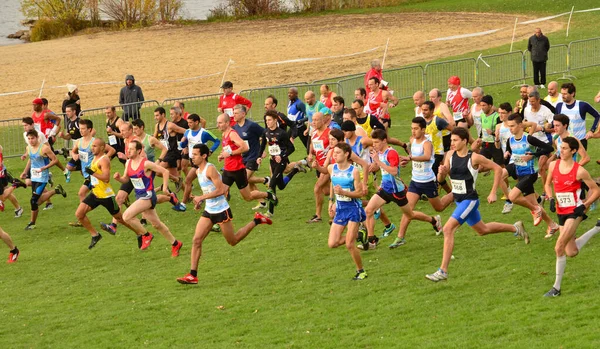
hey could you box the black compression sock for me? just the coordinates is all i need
[172,240,179,246]
[190,270,198,277]
[144,232,150,237]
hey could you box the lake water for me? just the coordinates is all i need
[0,0,218,46]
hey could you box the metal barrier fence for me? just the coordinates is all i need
[524,44,569,79]
[162,94,221,129]
[477,51,524,87]
[568,37,600,71]
[4,37,600,158]
[424,58,476,92]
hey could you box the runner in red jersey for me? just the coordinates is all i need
[543,136,600,297]
[319,84,337,109]
[364,59,388,93]
[306,112,332,223]
[218,81,252,126]
[367,77,398,130]
[31,98,61,140]
[446,76,473,129]
[216,114,277,206]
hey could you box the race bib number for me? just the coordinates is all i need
[224,108,234,117]
[453,112,463,121]
[223,145,232,155]
[160,139,169,151]
[451,179,467,194]
[90,175,99,186]
[268,144,281,156]
[335,194,352,202]
[108,135,117,146]
[512,154,527,167]
[31,168,42,180]
[556,192,576,208]
[131,177,145,190]
[413,161,424,172]
[312,140,324,152]
[79,151,89,163]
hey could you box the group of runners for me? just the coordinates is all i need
[2,74,600,297]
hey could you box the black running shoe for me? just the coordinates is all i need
[89,234,103,249]
[544,287,561,297]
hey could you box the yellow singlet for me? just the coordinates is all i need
[90,155,115,198]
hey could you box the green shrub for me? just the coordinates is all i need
[30,18,78,41]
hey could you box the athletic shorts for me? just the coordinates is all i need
[557,212,587,226]
[181,151,189,161]
[31,181,47,196]
[119,181,134,194]
[222,168,248,190]
[506,164,538,197]
[163,151,180,169]
[202,207,233,225]
[83,178,93,190]
[333,202,366,226]
[408,180,439,198]
[135,191,157,209]
[581,138,588,150]
[454,118,467,124]
[376,187,408,207]
[0,177,8,196]
[451,199,481,226]
[480,142,504,165]
[244,159,260,172]
[380,118,391,128]
[443,134,451,152]
[83,193,120,215]
[68,158,82,171]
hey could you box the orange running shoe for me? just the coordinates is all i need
[531,206,543,226]
[140,233,154,250]
[177,273,198,284]
[254,212,273,225]
[7,248,19,264]
[171,240,183,257]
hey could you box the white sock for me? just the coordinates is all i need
[575,225,600,250]
[553,255,567,291]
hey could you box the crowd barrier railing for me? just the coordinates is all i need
[4,37,600,158]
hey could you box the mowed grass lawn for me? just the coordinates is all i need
[4,2,600,346]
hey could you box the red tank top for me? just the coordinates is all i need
[320,93,334,109]
[32,110,54,136]
[552,160,582,215]
[447,87,470,117]
[311,128,330,167]
[367,90,389,120]
[223,129,245,171]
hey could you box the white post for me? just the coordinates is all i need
[510,17,518,52]
[381,38,390,70]
[566,6,575,37]
[38,79,45,98]
[219,59,233,93]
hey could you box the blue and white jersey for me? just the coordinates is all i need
[331,163,362,208]
[287,98,306,124]
[183,128,221,154]
[410,138,435,183]
[379,147,405,193]
[554,133,578,161]
[77,137,95,179]
[509,134,537,176]
[29,145,50,183]
[347,136,370,165]
[198,163,229,214]
[559,101,585,140]
[498,123,513,164]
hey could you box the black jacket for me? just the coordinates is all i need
[528,34,550,62]
[119,74,145,115]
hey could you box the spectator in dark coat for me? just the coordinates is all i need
[62,84,81,115]
[528,28,550,88]
[119,74,144,121]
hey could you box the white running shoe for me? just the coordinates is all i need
[434,215,443,236]
[252,202,267,211]
[514,221,530,244]
[425,268,448,282]
[502,203,513,214]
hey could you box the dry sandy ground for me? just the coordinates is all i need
[0,12,562,119]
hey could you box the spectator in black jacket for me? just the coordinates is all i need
[62,84,81,115]
[528,28,550,89]
[119,74,144,121]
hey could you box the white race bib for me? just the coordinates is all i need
[312,139,324,152]
[31,167,42,180]
[413,161,424,172]
[268,144,281,156]
[556,192,576,208]
[224,108,234,117]
[90,175,99,186]
[131,177,145,190]
[335,194,352,202]
[79,151,89,163]
[451,179,467,194]
[453,112,464,121]
[512,154,527,166]
[108,135,117,146]
[223,145,232,154]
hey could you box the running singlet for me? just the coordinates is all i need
[66,117,82,140]
[141,134,155,162]
[498,123,512,164]
[449,151,478,202]
[106,117,124,151]
[558,101,586,140]
[509,134,537,176]
[367,90,389,120]
[554,133,578,161]
[156,121,171,151]
[425,117,446,155]
[222,130,245,171]
[551,160,582,215]
[321,94,334,109]
[410,138,435,183]
[481,112,500,143]
[358,115,373,138]
[306,102,325,123]
[90,155,115,198]
[331,163,361,207]
[198,163,230,214]
[446,87,471,121]
[32,110,54,137]
[77,137,95,179]
[347,136,370,167]
[378,147,405,193]
[29,145,50,183]
[127,158,154,199]
[311,128,330,167]
[434,106,450,137]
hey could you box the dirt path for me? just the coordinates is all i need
[0,12,562,119]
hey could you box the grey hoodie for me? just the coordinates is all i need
[119,74,145,116]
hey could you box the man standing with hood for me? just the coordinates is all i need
[119,74,145,121]
[528,28,550,89]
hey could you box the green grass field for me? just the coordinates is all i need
[3,1,600,347]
